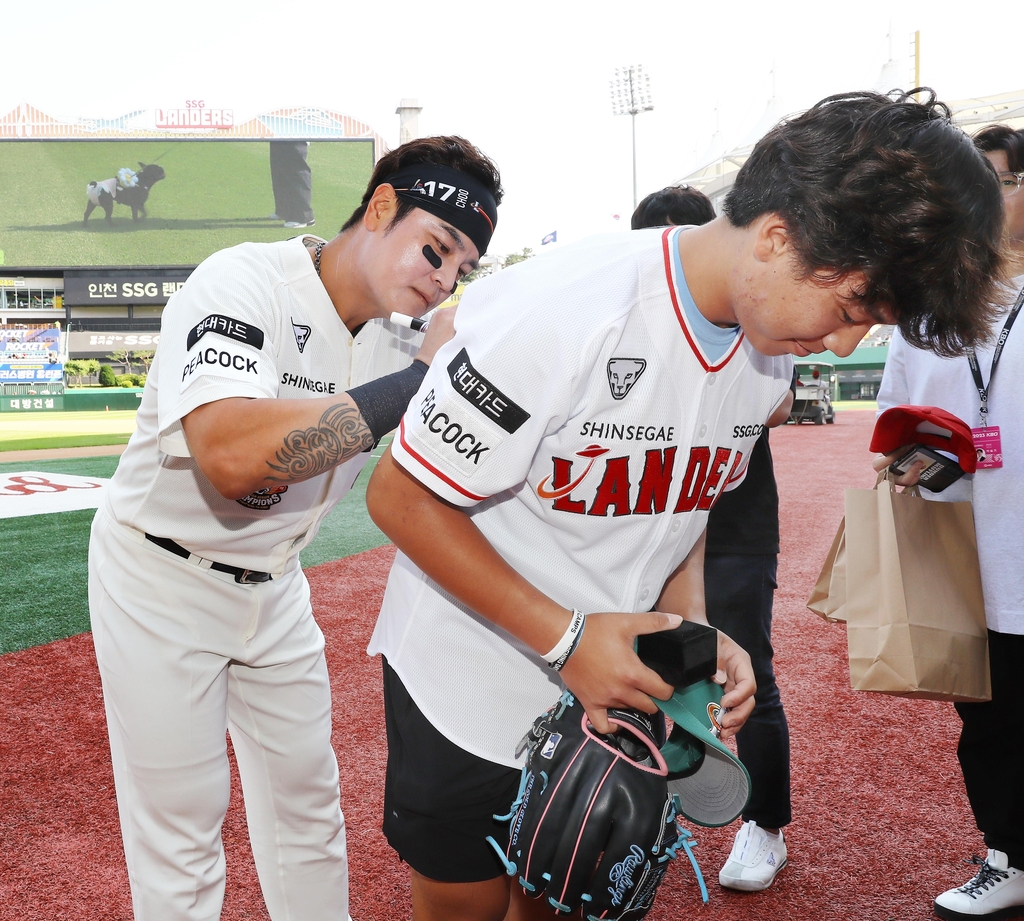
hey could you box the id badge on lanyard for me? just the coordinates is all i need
[971,425,1002,469]
[967,286,1024,470]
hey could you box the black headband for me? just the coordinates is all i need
[385,164,498,256]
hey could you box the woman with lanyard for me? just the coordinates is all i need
[875,124,1024,921]
[88,136,501,921]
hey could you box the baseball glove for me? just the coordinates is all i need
[487,690,706,919]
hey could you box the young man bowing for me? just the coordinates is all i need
[367,92,1003,921]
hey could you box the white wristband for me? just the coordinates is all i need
[544,609,587,671]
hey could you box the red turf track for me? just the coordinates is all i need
[0,409,982,921]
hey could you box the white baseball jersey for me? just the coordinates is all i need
[368,227,792,766]
[105,235,422,573]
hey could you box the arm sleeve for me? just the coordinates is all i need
[155,248,281,437]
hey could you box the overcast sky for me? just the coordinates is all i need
[3,0,1018,256]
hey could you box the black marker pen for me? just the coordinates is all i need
[390,312,429,332]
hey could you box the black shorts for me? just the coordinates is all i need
[381,658,523,883]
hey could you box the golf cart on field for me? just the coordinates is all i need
[789,361,836,424]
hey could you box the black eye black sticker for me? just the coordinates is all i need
[422,245,443,269]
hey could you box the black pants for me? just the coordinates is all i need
[955,630,1024,869]
[704,552,792,829]
[269,140,314,224]
[380,658,522,882]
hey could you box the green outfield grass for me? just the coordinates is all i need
[0,409,137,452]
[0,444,390,653]
[0,139,373,267]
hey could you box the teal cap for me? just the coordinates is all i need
[656,678,751,827]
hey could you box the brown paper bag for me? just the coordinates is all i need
[807,518,848,622]
[842,475,990,702]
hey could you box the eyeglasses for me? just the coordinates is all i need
[997,171,1024,196]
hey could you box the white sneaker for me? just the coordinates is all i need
[934,850,1024,919]
[719,820,787,892]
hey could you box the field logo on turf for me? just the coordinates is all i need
[0,474,101,496]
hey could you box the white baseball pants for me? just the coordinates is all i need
[89,505,349,921]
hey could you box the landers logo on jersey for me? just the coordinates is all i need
[187,314,265,351]
[536,443,743,517]
[237,485,288,510]
[607,358,647,400]
[291,322,311,354]
[447,349,530,434]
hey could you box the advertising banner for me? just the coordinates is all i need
[68,330,161,356]
[2,395,64,412]
[63,272,192,306]
[0,327,62,384]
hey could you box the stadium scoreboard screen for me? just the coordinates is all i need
[0,139,375,268]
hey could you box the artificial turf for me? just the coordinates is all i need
[0,433,133,452]
[0,447,390,653]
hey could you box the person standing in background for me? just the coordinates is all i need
[269,140,316,229]
[875,124,1024,921]
[631,184,716,229]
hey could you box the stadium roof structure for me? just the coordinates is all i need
[678,88,1024,210]
[0,103,388,158]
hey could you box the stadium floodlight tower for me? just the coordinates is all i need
[610,65,654,210]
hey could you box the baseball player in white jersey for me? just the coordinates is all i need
[88,137,503,921]
[364,91,1006,921]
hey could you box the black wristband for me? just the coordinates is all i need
[348,360,428,443]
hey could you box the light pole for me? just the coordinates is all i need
[610,65,654,210]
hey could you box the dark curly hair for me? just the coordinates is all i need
[631,185,715,229]
[724,89,1003,356]
[341,135,503,233]
[973,123,1024,173]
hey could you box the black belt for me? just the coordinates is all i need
[144,534,274,584]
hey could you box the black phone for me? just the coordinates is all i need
[636,620,718,690]
[889,444,966,493]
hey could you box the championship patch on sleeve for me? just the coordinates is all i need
[447,348,530,434]
[406,385,504,477]
[187,314,265,351]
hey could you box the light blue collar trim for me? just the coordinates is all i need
[669,227,739,364]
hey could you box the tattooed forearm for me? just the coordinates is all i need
[265,400,374,483]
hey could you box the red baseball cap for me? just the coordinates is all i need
[870,405,977,474]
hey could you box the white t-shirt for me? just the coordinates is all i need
[876,278,1024,635]
[368,228,793,766]
[106,236,422,572]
